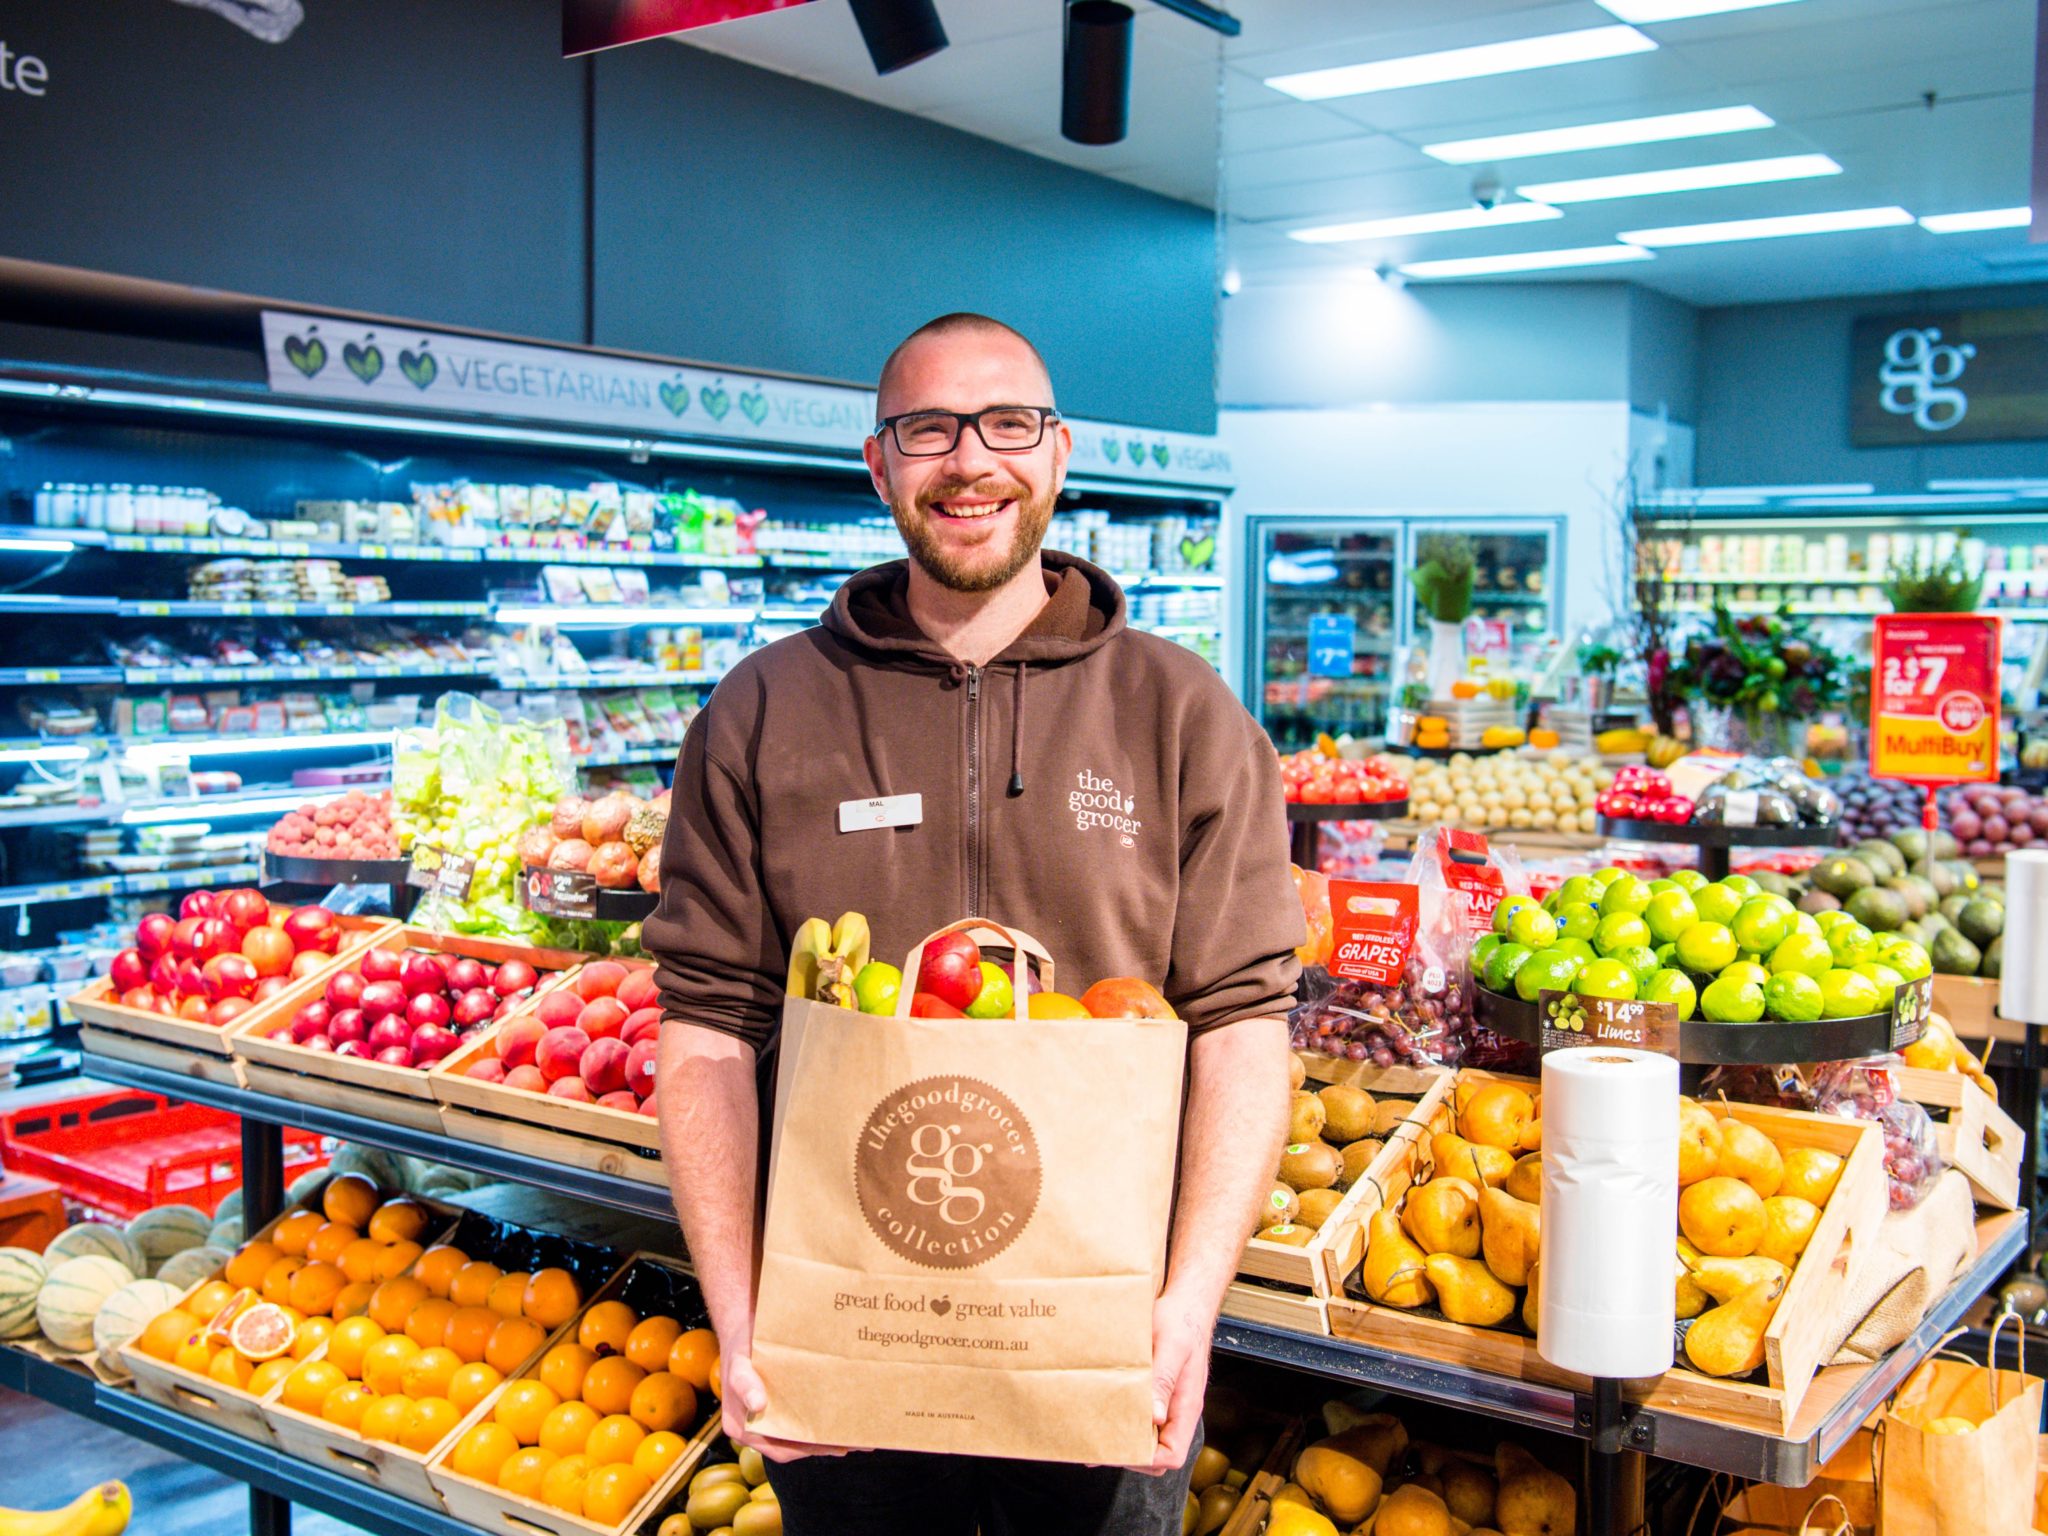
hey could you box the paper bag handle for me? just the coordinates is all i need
[1987,1307,2028,1412]
[895,919,1055,1022]
[1798,1493,1852,1536]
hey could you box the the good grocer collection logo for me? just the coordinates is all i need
[1879,326,1973,432]
[855,1076,1041,1270]
[1070,768,1143,847]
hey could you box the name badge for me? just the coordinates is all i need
[838,793,923,833]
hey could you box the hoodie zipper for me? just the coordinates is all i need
[966,664,982,917]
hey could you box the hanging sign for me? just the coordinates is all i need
[564,0,816,57]
[1870,615,2002,783]
[1307,614,1356,678]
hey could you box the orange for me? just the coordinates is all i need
[447,1361,503,1414]
[413,1244,469,1299]
[492,1379,561,1446]
[537,1400,601,1458]
[404,1297,458,1350]
[497,1447,559,1498]
[484,1316,548,1376]
[137,1308,201,1363]
[174,1333,215,1374]
[371,1240,424,1282]
[305,1221,361,1266]
[581,1463,652,1523]
[368,1277,429,1333]
[325,1315,386,1378]
[367,1198,431,1245]
[448,1261,503,1310]
[260,1257,305,1306]
[338,1238,386,1286]
[632,1430,687,1482]
[450,1420,520,1483]
[400,1396,461,1453]
[223,1241,281,1291]
[359,1394,414,1444]
[323,1172,381,1229]
[209,1348,257,1389]
[270,1210,323,1257]
[249,1357,296,1398]
[666,1328,718,1392]
[361,1334,423,1395]
[584,1414,645,1467]
[628,1372,695,1434]
[486,1271,530,1320]
[624,1316,681,1372]
[332,1281,375,1320]
[577,1300,638,1355]
[282,1359,346,1415]
[188,1281,237,1323]
[538,1342,597,1401]
[441,1306,499,1365]
[402,1345,462,1399]
[288,1262,345,1318]
[580,1357,645,1417]
[539,1453,592,1515]
[322,1381,376,1430]
[290,1316,335,1361]
[522,1269,581,1329]
[708,1354,720,1400]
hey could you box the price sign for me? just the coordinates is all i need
[1538,991,1680,1058]
[1307,614,1356,679]
[1871,615,2001,783]
[1890,974,1932,1050]
[523,866,596,918]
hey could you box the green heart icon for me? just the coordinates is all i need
[1103,438,1121,463]
[1151,442,1170,469]
[738,387,768,426]
[398,347,436,390]
[659,379,691,417]
[700,384,730,421]
[1180,533,1216,570]
[1125,437,1146,465]
[283,333,327,379]
[343,341,384,385]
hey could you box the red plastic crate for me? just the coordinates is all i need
[0,1090,329,1221]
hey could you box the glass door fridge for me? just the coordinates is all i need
[1244,518,1402,748]
[1402,518,1564,663]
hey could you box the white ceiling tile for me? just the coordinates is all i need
[1223,135,1432,194]
[1222,100,1372,155]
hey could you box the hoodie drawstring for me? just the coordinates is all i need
[1009,662,1027,796]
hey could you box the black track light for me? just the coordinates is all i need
[848,0,948,74]
[1061,1,1133,146]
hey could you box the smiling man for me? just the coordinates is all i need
[646,313,1301,1536]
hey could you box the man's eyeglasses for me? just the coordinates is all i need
[874,406,1059,457]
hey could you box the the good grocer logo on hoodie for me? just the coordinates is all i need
[1069,768,1143,847]
[855,1076,1041,1270]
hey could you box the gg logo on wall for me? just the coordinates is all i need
[1878,326,1972,432]
[855,1075,1042,1270]
[1851,306,2048,446]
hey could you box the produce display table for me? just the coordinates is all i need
[1287,798,1407,868]
[261,851,417,919]
[1596,816,1837,882]
[1473,985,1917,1065]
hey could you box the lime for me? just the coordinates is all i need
[1592,866,1628,889]
[1642,967,1698,1020]
[1575,959,1639,1001]
[1483,942,1532,993]
[1699,973,1767,1023]
[1878,938,1931,982]
[1670,869,1709,893]
[1599,876,1654,919]
[852,961,903,1015]
[1515,948,1585,1002]
[1471,933,1503,973]
[1763,972,1825,1023]
[1610,944,1662,985]
[1493,894,1539,936]
[1811,908,1851,934]
[1675,921,1739,975]
[1693,882,1743,926]
[1554,875,1603,909]
[1721,874,1761,899]
[1555,901,1601,941]
[1654,941,1678,967]
[1852,961,1906,998]
[1647,878,1683,896]
[1827,922,1879,968]
[1819,968,1884,1019]
[1792,912,1824,940]
[1594,911,1652,955]
[1645,890,1701,944]
[1721,960,1770,990]
[965,961,1015,1019]
[1509,905,1559,951]
[1554,936,1597,965]
[1731,897,1797,954]
[1767,932,1833,980]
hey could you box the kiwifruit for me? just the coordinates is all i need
[1317,1084,1377,1144]
[1288,1091,1327,1144]
[1371,1098,1417,1138]
[1296,1188,1346,1230]
[1263,1223,1314,1248]
[1338,1139,1384,1190]
[686,1481,751,1531]
[1258,1184,1299,1230]
[1288,1054,1307,1092]
[1280,1140,1343,1191]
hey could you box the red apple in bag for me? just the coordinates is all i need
[915,932,983,1012]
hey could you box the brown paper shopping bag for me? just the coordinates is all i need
[1878,1314,2044,1535]
[750,920,1189,1463]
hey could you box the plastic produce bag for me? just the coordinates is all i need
[1703,1057,1946,1211]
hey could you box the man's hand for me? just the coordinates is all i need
[1144,1289,1213,1475]
[717,1349,850,1464]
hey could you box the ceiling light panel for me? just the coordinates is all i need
[1290,202,1561,244]
[1267,26,1654,102]
[1595,0,1809,20]
[1620,206,1914,246]
[1920,207,2032,233]
[1400,245,1655,279]
[1518,153,1839,204]
[1423,105,1772,164]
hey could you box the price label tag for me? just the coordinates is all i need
[524,866,596,918]
[435,858,476,900]
[1538,990,1680,1058]
[1871,615,2001,783]
[1307,613,1356,679]
[1890,974,1932,1050]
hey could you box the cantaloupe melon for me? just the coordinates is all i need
[325,1144,402,1191]
[156,1245,230,1292]
[93,1278,180,1372]
[285,1169,329,1208]
[0,1247,48,1339]
[37,1255,136,1352]
[125,1205,211,1271]
[209,1216,244,1249]
[212,1188,244,1226]
[44,1221,146,1278]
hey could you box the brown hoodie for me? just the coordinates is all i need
[644,551,1303,1062]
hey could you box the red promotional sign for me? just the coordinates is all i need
[564,0,815,56]
[1870,615,2002,783]
[1326,881,1417,987]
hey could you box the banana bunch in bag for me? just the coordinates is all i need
[787,912,871,1008]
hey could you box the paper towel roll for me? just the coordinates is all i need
[2001,850,2048,1026]
[1537,1049,1679,1379]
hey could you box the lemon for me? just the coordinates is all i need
[1878,938,1932,982]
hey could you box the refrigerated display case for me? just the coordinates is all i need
[1403,519,1562,645]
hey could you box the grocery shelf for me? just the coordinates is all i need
[0,862,260,907]
[0,595,119,614]
[497,668,723,689]
[0,666,124,686]
[578,744,682,768]
[117,600,490,619]
[121,660,492,685]
[0,737,110,761]
[0,801,117,829]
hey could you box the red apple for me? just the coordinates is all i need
[625,1039,657,1099]
[290,1009,327,1045]
[620,1008,661,1048]
[178,995,212,1021]
[360,980,407,1020]
[109,949,149,992]
[304,1034,336,1053]
[327,1010,368,1046]
[120,986,155,1011]
[290,950,328,981]
[135,912,176,961]
[574,961,627,1002]
[150,954,180,995]
[360,947,402,984]
[208,997,252,1028]
[292,999,331,1033]
[546,1076,592,1102]
[535,990,584,1030]
[373,1044,411,1067]
[335,1040,372,1059]
[194,919,238,960]
[536,1025,590,1082]
[406,992,451,1030]
[254,975,291,1002]
[410,1024,460,1064]
[202,953,258,1001]
[493,960,538,997]
[916,932,983,1011]
[466,1058,508,1084]
[452,988,499,1028]
[910,992,966,1018]
[504,1064,547,1093]
[282,905,339,954]
[326,970,366,1010]
[579,1037,630,1096]
[577,997,629,1041]
[400,953,447,997]
[171,917,209,961]
[177,960,206,1000]
[366,1016,412,1054]
[615,969,659,1013]
[495,1016,545,1069]
[597,1091,639,1112]
[221,889,270,932]
[178,890,218,921]
[444,957,488,994]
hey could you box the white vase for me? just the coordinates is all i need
[1425,618,1466,700]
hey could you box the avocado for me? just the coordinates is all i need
[1930,927,1983,977]
[1935,830,1962,859]
[1798,888,1842,914]
[1943,858,1978,892]
[1814,856,1876,898]
[1939,893,1973,924]
[1981,882,2005,905]
[1927,862,1958,898]
[1891,828,1930,862]
[1896,919,1927,946]
[1750,869,1794,898]
[1957,898,2005,948]
[1984,935,2003,979]
[1853,840,1907,878]
[1880,876,1930,919]
[1846,886,1909,933]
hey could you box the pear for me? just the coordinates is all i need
[1290,1091,1328,1144]
[1338,1139,1384,1191]
[1715,1121,1785,1199]
[1442,1462,1498,1528]
[1522,1261,1540,1334]
[1193,1483,1238,1535]
[1678,1176,1766,1258]
[1423,1254,1519,1327]
[1677,1097,1723,1187]
[1189,1446,1231,1493]
[1683,1273,1787,1377]
[1494,1446,1576,1536]
[1757,1195,1820,1265]
[1318,1084,1378,1144]
[1317,1417,1408,1478]
[1477,1184,1540,1288]
[1675,1257,1709,1320]
[1459,1083,1535,1151]
[1433,1133,1516,1188]
[1778,1147,1843,1206]
[1504,1154,1542,1206]
[1375,1482,1454,1536]
[1403,1177,1481,1259]
[1362,1208,1436,1309]
[1294,1441,1384,1525]
[1264,1500,1339,1536]
[1684,1253,1789,1305]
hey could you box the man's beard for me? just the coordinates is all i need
[889,478,1056,594]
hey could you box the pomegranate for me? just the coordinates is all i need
[582,792,639,848]
[517,827,558,867]
[547,838,593,873]
[550,795,590,839]
[588,840,639,889]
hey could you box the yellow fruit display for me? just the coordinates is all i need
[498,1448,559,1498]
[539,1401,603,1458]
[451,1421,520,1482]
[1678,1178,1766,1258]
[361,1334,422,1396]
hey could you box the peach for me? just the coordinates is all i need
[636,1098,659,1116]
[466,1058,507,1083]
[547,1076,592,1102]
[534,990,585,1030]
[615,969,659,1012]
[620,1009,662,1047]
[596,1091,639,1112]
[536,1026,591,1082]
[577,997,629,1041]
[580,1038,630,1097]
[625,1039,657,1099]
[495,1016,546,1070]
[574,961,627,1002]
[504,1064,547,1093]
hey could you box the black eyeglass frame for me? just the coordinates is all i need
[872,405,1062,457]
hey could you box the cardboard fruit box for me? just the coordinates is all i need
[68,914,394,1088]
[1326,1068,1888,1438]
[231,929,588,1132]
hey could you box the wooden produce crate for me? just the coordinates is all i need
[426,1252,719,1536]
[1214,1415,1311,1536]
[429,962,665,1188]
[232,929,587,1133]
[67,915,393,1088]
[1234,1059,1454,1309]
[1894,1065,2023,1211]
[261,1209,622,1508]
[1929,975,2016,1044]
[1327,1070,1888,1437]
